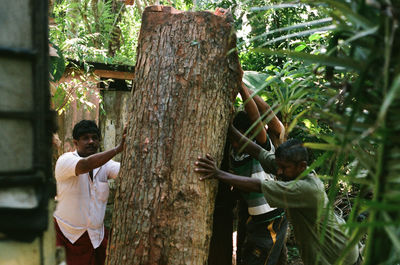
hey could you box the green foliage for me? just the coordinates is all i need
[51,62,105,116]
[49,42,66,82]
[238,1,400,264]
[49,0,142,115]
[113,6,142,65]
[239,1,327,70]
[49,0,140,66]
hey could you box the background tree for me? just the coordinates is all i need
[106,6,241,265]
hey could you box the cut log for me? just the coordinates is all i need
[106,6,241,265]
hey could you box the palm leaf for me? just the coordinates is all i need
[260,25,337,47]
[303,142,339,151]
[253,48,363,71]
[249,3,302,12]
[305,0,375,29]
[382,212,400,254]
[378,75,400,122]
[237,18,333,48]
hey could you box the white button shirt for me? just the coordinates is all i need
[53,151,120,248]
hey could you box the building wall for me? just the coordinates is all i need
[0,0,55,264]
[0,202,56,265]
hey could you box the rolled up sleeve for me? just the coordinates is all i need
[55,153,81,181]
[261,179,323,209]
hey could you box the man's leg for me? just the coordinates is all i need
[237,200,250,265]
[54,220,94,265]
[94,227,109,265]
[242,214,288,265]
[269,216,288,265]
[276,242,288,265]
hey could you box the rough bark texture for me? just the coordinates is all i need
[107,6,241,265]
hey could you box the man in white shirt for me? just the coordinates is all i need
[54,120,126,265]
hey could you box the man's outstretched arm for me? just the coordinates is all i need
[229,124,277,174]
[229,124,263,159]
[195,154,262,193]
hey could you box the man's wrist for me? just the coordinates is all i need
[214,169,224,180]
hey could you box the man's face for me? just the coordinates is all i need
[74,132,100,157]
[231,139,241,152]
[275,159,305,181]
[229,129,245,153]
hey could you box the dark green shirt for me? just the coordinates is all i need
[258,149,359,265]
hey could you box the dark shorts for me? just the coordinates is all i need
[241,210,288,265]
[54,219,108,265]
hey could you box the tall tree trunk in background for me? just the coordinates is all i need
[107,0,125,57]
[67,0,80,36]
[107,6,241,265]
[91,0,101,48]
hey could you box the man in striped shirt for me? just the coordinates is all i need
[231,82,287,265]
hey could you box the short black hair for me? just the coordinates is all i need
[275,139,308,163]
[72,120,101,140]
[233,111,251,133]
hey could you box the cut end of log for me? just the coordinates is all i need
[144,5,182,14]
[144,5,233,22]
[213,8,229,17]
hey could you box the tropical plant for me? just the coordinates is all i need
[51,64,105,115]
[49,0,138,65]
[239,1,400,264]
[48,0,196,115]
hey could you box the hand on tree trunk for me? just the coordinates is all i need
[195,154,221,180]
[115,125,128,154]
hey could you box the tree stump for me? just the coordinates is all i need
[106,6,241,265]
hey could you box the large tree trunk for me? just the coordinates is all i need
[107,6,241,265]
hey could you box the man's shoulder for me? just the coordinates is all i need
[301,173,326,197]
[56,151,80,166]
[55,151,81,179]
[258,148,275,161]
[58,151,77,160]
[305,172,323,186]
[104,159,120,167]
[103,159,121,172]
[257,148,276,173]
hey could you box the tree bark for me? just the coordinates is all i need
[107,6,241,265]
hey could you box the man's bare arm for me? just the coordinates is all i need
[195,154,262,193]
[240,83,267,144]
[248,88,285,145]
[229,124,263,159]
